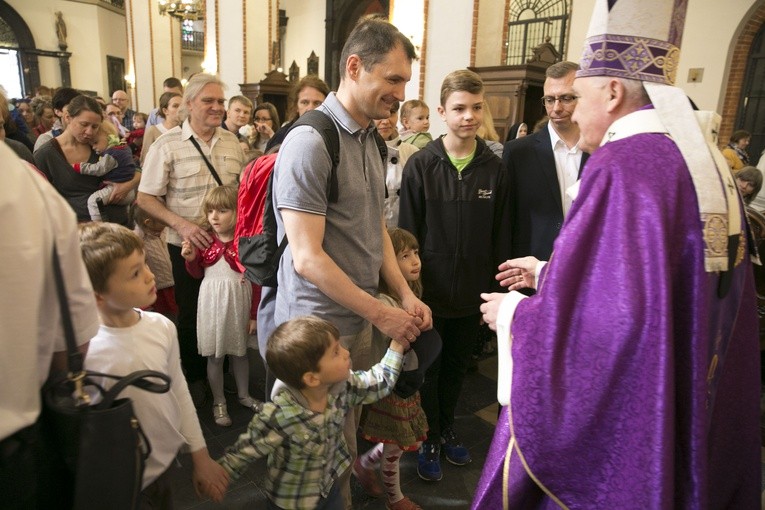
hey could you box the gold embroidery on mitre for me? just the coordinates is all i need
[703,214,728,258]
[578,35,680,85]
[661,46,681,85]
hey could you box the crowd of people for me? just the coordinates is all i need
[1,2,763,509]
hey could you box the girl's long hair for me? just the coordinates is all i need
[197,185,238,231]
[379,227,423,301]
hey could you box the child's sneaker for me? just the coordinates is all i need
[441,427,471,465]
[352,457,384,497]
[417,441,442,481]
[386,496,423,510]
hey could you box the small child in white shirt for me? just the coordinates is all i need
[78,222,228,506]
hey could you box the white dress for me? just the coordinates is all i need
[196,257,252,357]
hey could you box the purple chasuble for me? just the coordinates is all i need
[472,133,760,509]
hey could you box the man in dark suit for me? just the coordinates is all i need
[504,61,589,262]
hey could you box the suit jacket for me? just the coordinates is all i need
[503,126,589,261]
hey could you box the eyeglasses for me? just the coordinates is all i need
[541,95,578,106]
[254,117,272,123]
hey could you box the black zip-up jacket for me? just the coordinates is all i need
[398,136,511,318]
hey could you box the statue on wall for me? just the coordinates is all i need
[55,11,67,49]
[289,61,299,83]
[307,51,319,76]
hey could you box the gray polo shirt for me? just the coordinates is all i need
[273,92,386,335]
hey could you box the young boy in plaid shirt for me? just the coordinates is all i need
[218,316,405,510]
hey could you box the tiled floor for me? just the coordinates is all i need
[170,349,500,509]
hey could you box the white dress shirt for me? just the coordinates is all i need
[548,123,583,217]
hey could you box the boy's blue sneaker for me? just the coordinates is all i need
[441,427,471,465]
[417,441,443,481]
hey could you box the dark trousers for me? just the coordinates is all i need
[419,314,481,442]
[168,244,206,383]
[1,418,70,510]
[139,460,177,510]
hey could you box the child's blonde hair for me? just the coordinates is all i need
[440,69,483,106]
[99,119,117,137]
[379,227,422,300]
[477,102,499,142]
[266,316,340,389]
[198,185,238,231]
[79,222,144,293]
[400,100,428,124]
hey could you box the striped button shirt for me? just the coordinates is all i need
[138,120,245,246]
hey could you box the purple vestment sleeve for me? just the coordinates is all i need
[473,134,760,509]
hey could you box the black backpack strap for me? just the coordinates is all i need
[372,130,388,166]
[290,110,390,203]
[372,129,389,199]
[291,110,341,203]
[265,168,290,260]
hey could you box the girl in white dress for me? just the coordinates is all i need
[181,186,261,426]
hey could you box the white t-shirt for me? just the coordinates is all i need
[84,310,206,487]
[0,143,99,440]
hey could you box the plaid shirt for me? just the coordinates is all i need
[219,348,403,510]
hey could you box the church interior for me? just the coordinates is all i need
[1,0,763,157]
[2,0,765,508]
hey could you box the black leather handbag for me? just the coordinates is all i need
[41,245,172,510]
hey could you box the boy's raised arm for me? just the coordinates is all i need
[347,347,404,406]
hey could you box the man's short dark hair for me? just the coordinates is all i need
[545,61,579,79]
[338,16,417,79]
[52,87,79,112]
[163,77,183,90]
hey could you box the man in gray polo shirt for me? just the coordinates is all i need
[272,17,432,508]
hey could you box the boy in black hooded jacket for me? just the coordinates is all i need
[398,69,511,483]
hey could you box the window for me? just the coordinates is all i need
[506,0,569,65]
[0,15,22,98]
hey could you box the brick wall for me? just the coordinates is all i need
[471,0,479,67]
[720,4,765,146]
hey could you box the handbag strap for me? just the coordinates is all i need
[91,370,172,410]
[189,136,223,186]
[52,244,83,374]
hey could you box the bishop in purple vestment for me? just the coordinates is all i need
[474,1,761,508]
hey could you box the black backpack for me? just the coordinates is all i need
[238,109,387,287]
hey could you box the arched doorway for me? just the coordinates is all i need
[324,0,389,90]
[736,23,765,166]
[719,2,765,166]
[0,0,41,97]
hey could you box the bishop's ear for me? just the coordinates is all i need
[606,78,626,113]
